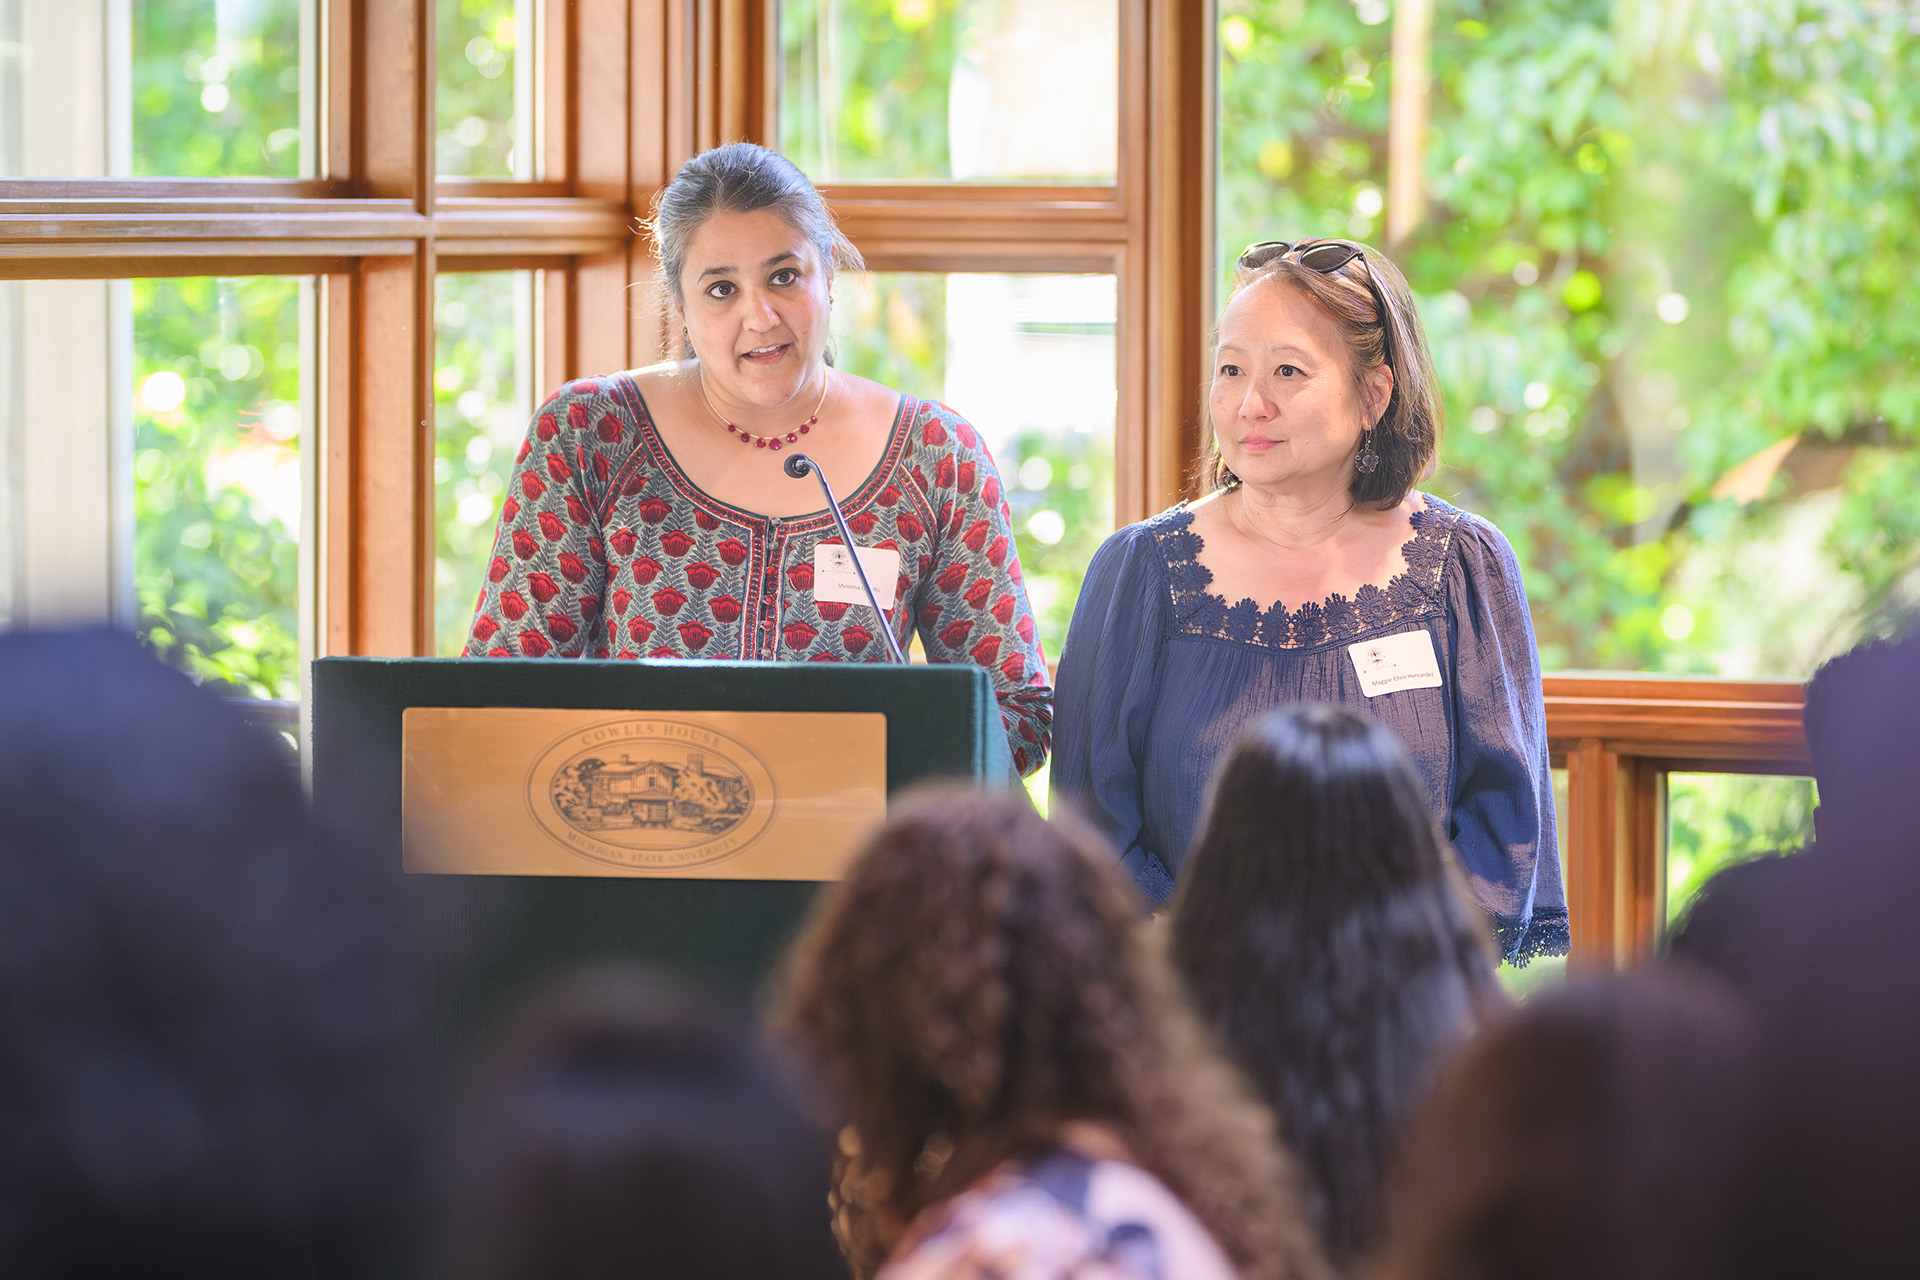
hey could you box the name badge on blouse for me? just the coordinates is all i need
[1348,629,1443,697]
[814,543,901,609]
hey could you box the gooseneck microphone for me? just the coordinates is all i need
[784,452,909,663]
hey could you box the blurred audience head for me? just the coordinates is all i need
[1170,702,1504,1269]
[440,969,845,1280]
[778,784,1324,1280]
[1671,622,1920,988]
[1664,850,1803,986]
[1721,924,1920,1280]
[1376,971,1755,1280]
[1801,621,1920,847]
[0,629,421,1279]
[1714,625,1920,1277]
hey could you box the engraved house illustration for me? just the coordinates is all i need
[556,750,752,834]
[585,757,678,824]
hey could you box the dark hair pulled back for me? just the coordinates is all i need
[645,142,863,313]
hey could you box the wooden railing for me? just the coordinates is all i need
[1543,675,1808,970]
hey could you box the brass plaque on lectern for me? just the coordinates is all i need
[401,708,887,879]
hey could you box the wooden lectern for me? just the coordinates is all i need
[311,657,1018,1037]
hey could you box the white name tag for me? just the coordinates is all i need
[1348,629,1443,697]
[814,543,901,609]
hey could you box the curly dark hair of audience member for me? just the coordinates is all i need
[1375,971,1757,1280]
[439,968,846,1280]
[775,785,1332,1280]
[1168,703,1505,1272]
[0,629,425,1280]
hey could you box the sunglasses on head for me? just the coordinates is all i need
[1237,239,1394,369]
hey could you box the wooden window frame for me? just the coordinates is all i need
[0,0,1811,969]
[1545,675,1809,970]
[1,0,658,656]
[810,0,1215,528]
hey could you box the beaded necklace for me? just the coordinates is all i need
[697,367,829,452]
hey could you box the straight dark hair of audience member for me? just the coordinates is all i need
[1168,703,1505,1272]
[1662,845,1803,985]
[439,969,847,1280]
[778,785,1330,1280]
[1375,971,1756,1280]
[0,629,424,1280]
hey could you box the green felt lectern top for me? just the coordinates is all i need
[311,656,1017,1034]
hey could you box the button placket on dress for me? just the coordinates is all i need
[758,517,786,660]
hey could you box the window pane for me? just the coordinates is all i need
[134,275,311,699]
[1667,772,1815,929]
[779,0,1118,183]
[434,271,536,656]
[438,0,535,178]
[133,0,310,175]
[3,0,313,177]
[1498,952,1566,997]
[831,272,1117,662]
[1216,3,1920,676]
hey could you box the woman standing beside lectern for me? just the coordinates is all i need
[1051,239,1562,961]
[465,143,1052,776]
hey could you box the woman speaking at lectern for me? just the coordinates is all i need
[465,143,1051,776]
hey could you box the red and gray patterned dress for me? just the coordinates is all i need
[465,373,1053,776]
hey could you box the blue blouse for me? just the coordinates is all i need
[1050,495,1567,963]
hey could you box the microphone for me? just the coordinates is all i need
[784,452,909,663]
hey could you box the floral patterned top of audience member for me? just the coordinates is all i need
[879,1147,1238,1280]
[466,374,1052,776]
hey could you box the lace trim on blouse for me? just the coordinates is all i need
[1147,496,1466,649]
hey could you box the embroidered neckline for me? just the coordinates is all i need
[1147,495,1465,649]
[608,374,915,531]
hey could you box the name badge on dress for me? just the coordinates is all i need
[1348,629,1443,697]
[814,543,901,609]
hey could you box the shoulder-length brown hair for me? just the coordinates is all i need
[1204,242,1443,508]
[776,786,1330,1280]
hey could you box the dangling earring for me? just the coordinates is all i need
[1355,427,1380,475]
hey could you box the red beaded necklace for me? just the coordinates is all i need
[697,368,830,452]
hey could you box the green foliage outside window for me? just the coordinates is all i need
[133,275,304,699]
[435,272,529,656]
[1667,772,1816,927]
[1218,0,1920,676]
[132,0,302,176]
[1001,430,1114,663]
[781,0,965,180]
[831,272,950,393]
[438,0,523,177]
[129,5,306,699]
